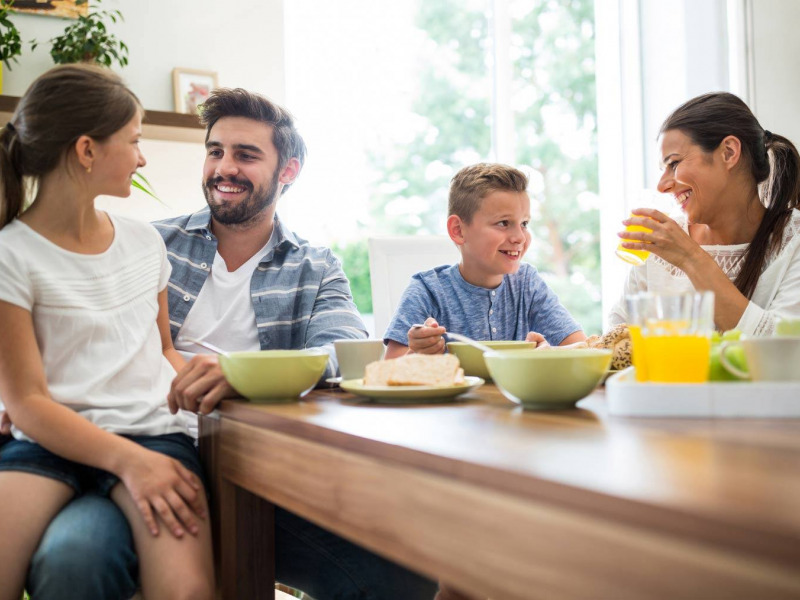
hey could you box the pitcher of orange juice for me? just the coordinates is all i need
[627,291,715,383]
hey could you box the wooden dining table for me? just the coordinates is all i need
[198,383,800,600]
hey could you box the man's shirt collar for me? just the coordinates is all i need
[183,206,300,251]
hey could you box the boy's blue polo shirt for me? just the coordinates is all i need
[384,263,581,346]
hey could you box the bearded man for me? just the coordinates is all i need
[22,88,439,600]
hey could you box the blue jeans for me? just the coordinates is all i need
[2,433,204,600]
[28,494,139,600]
[28,502,438,600]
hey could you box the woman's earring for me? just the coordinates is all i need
[86,165,92,174]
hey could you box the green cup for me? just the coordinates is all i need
[446,340,536,379]
[484,348,612,410]
[219,349,329,402]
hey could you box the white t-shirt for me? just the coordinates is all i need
[174,232,274,358]
[173,233,274,438]
[0,214,188,441]
[609,210,800,336]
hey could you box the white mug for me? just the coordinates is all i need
[719,336,800,382]
[334,339,385,380]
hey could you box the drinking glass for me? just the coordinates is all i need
[626,291,715,383]
[615,190,673,266]
[616,214,653,265]
[624,293,650,382]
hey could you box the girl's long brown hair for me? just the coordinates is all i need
[0,64,142,229]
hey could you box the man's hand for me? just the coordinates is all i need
[525,331,550,348]
[408,317,447,354]
[0,411,11,435]
[167,355,236,415]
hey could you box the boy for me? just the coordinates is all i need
[384,163,585,358]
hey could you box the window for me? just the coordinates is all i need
[284,0,600,335]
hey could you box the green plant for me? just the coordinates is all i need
[132,171,167,206]
[331,239,373,314]
[0,0,22,70]
[32,0,128,68]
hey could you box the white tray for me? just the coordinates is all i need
[606,367,800,417]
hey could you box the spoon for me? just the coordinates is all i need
[411,323,495,354]
[446,332,495,355]
[178,337,230,357]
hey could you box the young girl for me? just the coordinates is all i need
[0,65,214,599]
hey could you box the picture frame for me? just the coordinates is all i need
[11,0,88,19]
[172,68,218,115]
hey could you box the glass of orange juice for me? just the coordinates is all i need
[628,291,715,383]
[616,212,653,265]
[625,293,650,382]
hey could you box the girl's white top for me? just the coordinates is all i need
[0,213,188,441]
[609,210,800,336]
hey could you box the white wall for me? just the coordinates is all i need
[748,0,800,145]
[639,0,729,187]
[6,0,286,221]
[7,0,286,108]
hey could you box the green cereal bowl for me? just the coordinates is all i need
[219,349,329,403]
[484,349,612,410]
[447,341,537,379]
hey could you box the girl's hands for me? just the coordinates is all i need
[119,448,205,539]
[0,411,11,435]
[408,317,447,354]
[617,208,704,271]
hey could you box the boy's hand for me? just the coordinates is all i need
[408,317,447,354]
[119,447,206,539]
[526,331,550,348]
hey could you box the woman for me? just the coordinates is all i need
[0,65,213,599]
[610,92,800,335]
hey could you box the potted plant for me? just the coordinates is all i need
[0,0,22,91]
[32,0,128,68]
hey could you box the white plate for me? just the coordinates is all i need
[340,376,484,404]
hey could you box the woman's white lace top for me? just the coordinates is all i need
[609,210,800,335]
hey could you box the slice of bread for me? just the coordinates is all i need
[364,354,464,387]
[363,359,395,386]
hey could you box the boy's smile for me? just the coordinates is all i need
[452,190,531,288]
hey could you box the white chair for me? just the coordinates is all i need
[368,235,460,339]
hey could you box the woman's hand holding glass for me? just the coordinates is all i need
[617,208,706,272]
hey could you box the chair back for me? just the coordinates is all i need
[368,236,459,338]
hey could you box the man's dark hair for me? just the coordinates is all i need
[200,88,307,193]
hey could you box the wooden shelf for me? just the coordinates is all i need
[0,95,205,142]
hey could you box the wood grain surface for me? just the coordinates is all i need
[201,385,800,599]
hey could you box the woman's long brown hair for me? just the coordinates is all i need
[660,92,800,299]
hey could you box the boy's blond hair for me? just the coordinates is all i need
[448,163,529,223]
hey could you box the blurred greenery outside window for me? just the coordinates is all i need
[288,0,600,334]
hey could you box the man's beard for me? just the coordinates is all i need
[203,169,280,226]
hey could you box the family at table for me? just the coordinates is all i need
[0,63,798,600]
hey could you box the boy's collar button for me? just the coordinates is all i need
[491,291,496,296]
